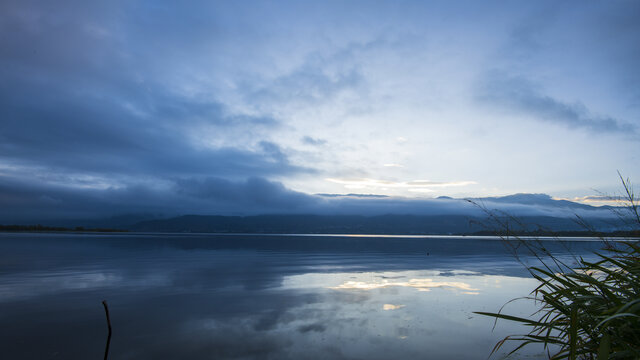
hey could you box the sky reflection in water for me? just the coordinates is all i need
[0,233,605,359]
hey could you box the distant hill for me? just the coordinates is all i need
[128,213,623,235]
[11,192,621,235]
[470,193,610,211]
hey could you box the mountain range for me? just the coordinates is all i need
[6,193,625,234]
[125,193,624,234]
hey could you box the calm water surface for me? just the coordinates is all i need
[0,233,606,359]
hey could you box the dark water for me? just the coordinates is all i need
[0,233,607,359]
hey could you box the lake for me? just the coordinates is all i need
[0,233,607,359]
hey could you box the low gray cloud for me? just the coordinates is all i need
[0,171,618,225]
[174,176,317,210]
[0,175,325,222]
[477,72,636,136]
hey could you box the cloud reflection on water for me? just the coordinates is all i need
[330,278,479,292]
[0,234,591,359]
[382,304,405,310]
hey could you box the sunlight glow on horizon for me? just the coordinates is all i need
[324,177,478,196]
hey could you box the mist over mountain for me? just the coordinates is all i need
[122,193,623,234]
[469,193,608,210]
[2,189,626,234]
[128,214,624,235]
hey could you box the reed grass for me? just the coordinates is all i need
[474,175,640,359]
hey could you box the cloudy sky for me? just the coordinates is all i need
[1,0,639,220]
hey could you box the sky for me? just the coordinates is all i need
[1,0,639,221]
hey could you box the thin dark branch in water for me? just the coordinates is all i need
[102,300,112,360]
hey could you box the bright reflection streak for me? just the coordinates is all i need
[383,304,405,310]
[329,278,478,292]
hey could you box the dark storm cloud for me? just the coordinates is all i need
[477,72,637,136]
[0,44,297,178]
[0,88,296,177]
[0,0,311,188]
[0,82,288,176]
